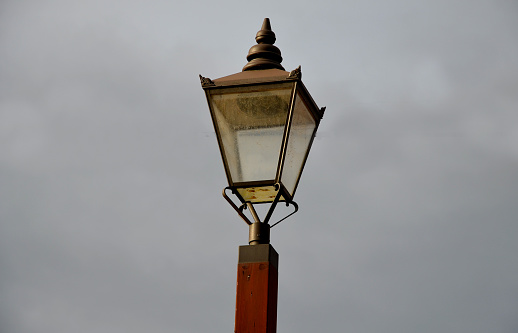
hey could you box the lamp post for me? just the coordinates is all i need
[200,18,325,333]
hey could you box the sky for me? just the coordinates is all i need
[1,0,517,332]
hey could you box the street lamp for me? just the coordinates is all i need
[200,18,325,332]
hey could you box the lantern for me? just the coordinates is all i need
[200,18,325,227]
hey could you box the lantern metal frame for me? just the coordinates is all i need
[201,68,325,226]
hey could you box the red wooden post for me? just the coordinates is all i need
[235,244,279,333]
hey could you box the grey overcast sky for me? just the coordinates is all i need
[1,0,518,332]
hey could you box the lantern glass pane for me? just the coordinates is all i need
[280,93,317,196]
[209,83,293,184]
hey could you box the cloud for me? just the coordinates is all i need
[1,1,517,333]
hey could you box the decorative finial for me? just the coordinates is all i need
[242,18,285,71]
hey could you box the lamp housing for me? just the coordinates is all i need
[201,67,324,205]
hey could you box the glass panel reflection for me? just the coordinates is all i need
[280,93,316,195]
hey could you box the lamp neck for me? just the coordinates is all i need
[249,222,270,245]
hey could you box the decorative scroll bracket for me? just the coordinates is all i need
[199,75,215,87]
[287,65,302,80]
[222,186,299,228]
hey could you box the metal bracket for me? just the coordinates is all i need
[270,201,298,228]
[262,185,283,224]
[223,187,252,225]
[222,185,299,227]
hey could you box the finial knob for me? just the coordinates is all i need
[242,18,285,71]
